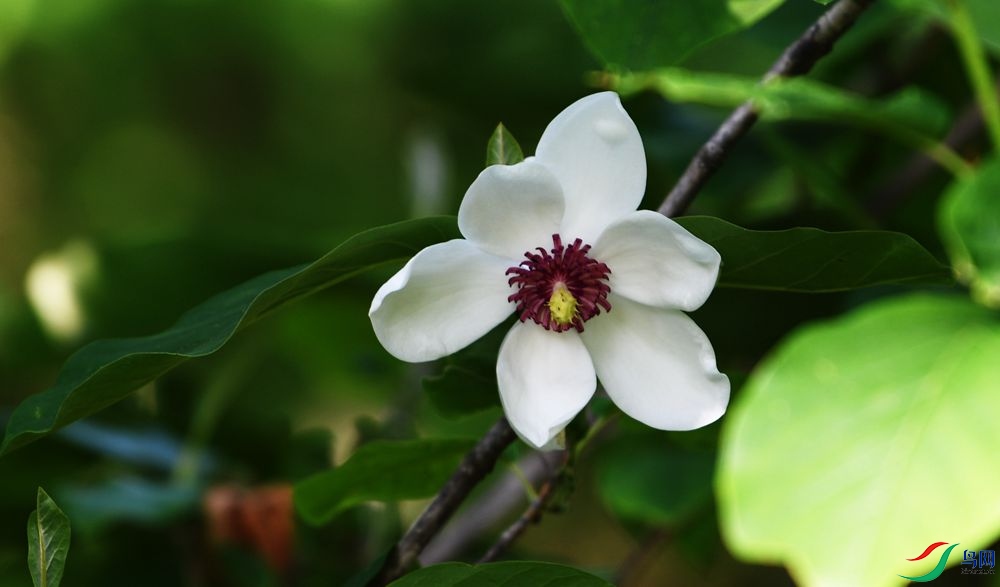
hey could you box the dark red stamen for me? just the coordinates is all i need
[506,234,612,332]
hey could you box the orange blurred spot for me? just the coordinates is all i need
[204,484,294,574]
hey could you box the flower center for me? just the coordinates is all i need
[506,234,612,332]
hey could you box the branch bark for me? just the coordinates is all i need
[419,451,564,565]
[476,452,567,564]
[658,0,878,217]
[475,478,557,564]
[370,418,516,586]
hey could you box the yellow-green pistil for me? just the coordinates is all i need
[548,284,578,326]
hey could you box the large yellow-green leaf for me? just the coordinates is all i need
[718,294,1000,586]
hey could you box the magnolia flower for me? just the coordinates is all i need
[370,92,729,448]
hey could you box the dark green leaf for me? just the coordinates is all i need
[423,364,499,418]
[596,437,714,527]
[0,217,460,456]
[614,69,950,139]
[560,0,784,70]
[294,438,475,526]
[486,123,524,166]
[27,488,70,587]
[892,0,1000,55]
[422,317,509,418]
[677,216,952,291]
[388,561,614,586]
[3,213,949,456]
[718,294,1000,586]
[938,157,1000,307]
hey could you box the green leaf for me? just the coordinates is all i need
[717,294,1000,587]
[676,216,952,292]
[423,363,499,419]
[892,0,1000,55]
[294,438,475,526]
[560,0,785,70]
[486,123,524,166]
[613,68,950,139]
[2,213,949,456]
[596,436,714,527]
[27,488,70,587]
[938,157,1000,307]
[388,561,614,586]
[421,321,508,419]
[0,217,461,456]
[961,0,1000,53]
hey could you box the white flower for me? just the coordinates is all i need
[369,92,730,449]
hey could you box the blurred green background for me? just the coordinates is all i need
[0,0,987,585]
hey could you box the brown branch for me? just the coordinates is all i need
[475,481,556,564]
[658,0,878,217]
[419,451,564,565]
[369,418,517,586]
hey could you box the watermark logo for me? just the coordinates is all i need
[898,542,959,582]
[898,542,996,581]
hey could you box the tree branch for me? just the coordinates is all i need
[475,452,567,564]
[370,417,516,586]
[419,451,564,565]
[370,4,881,583]
[658,0,878,217]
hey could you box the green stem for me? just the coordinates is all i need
[905,129,975,178]
[947,0,1000,152]
[574,411,620,459]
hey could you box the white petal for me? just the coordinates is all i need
[458,160,565,259]
[582,296,729,431]
[535,92,646,243]
[592,210,721,311]
[497,321,596,449]
[369,240,514,362]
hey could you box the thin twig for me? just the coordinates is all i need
[869,90,988,218]
[946,0,1000,151]
[476,452,568,563]
[419,451,565,565]
[475,482,556,564]
[658,0,877,217]
[370,418,516,586]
